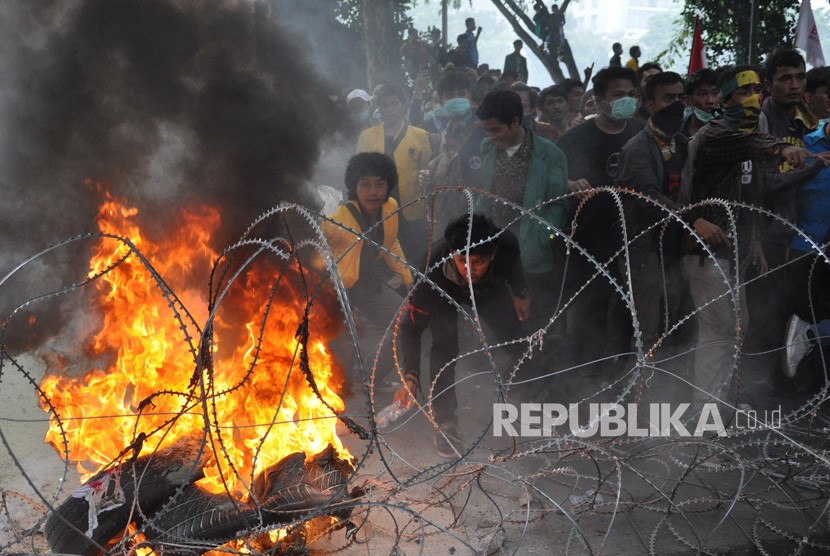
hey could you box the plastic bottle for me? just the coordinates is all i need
[376,401,409,429]
[569,489,605,506]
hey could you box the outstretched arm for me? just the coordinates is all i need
[513,295,530,323]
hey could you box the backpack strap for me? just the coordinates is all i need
[343,202,385,247]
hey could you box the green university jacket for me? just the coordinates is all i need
[479,130,570,274]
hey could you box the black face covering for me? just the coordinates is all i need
[650,100,685,137]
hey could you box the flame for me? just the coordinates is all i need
[40,187,349,497]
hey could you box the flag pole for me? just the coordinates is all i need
[748,0,758,64]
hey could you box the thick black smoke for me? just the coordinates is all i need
[0,0,355,344]
[0,0,346,268]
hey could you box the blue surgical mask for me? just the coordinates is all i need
[683,106,693,119]
[431,104,450,122]
[608,96,637,121]
[692,106,715,123]
[373,108,382,122]
[443,97,471,118]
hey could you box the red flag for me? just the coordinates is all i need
[688,17,707,75]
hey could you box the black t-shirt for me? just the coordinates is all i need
[346,205,386,294]
[556,118,645,259]
[556,118,645,187]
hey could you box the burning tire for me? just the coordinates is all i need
[45,440,355,555]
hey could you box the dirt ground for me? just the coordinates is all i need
[3,325,830,555]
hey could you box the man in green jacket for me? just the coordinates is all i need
[476,89,570,360]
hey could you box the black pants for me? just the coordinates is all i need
[398,217,430,265]
[422,287,524,425]
[562,194,630,368]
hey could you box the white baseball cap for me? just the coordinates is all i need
[346,89,371,104]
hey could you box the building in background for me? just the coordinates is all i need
[569,0,677,42]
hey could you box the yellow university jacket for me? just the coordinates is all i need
[356,123,432,221]
[318,198,413,290]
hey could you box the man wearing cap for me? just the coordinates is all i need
[346,89,373,133]
[503,40,528,84]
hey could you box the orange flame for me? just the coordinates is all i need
[40,187,349,497]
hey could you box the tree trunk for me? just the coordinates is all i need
[360,0,405,88]
[490,0,566,83]
[560,39,581,81]
[734,0,751,64]
[559,0,577,79]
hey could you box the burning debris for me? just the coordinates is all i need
[45,439,356,555]
[27,190,362,554]
[0,2,367,551]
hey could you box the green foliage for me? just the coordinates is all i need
[647,11,692,71]
[412,0,477,9]
[333,0,361,29]
[335,0,415,36]
[680,0,801,65]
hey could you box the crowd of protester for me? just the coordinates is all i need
[323,19,830,459]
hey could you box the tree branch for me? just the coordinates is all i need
[489,0,565,83]
[501,0,536,30]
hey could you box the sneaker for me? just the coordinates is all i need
[434,423,464,459]
[783,315,814,378]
